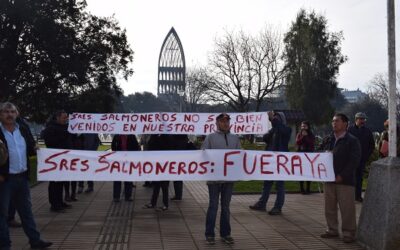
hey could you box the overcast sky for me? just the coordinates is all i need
[86,0,400,96]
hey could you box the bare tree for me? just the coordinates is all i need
[205,26,285,112]
[367,71,400,116]
[185,67,210,111]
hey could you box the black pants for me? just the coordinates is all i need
[299,181,311,193]
[173,181,183,199]
[151,181,169,207]
[48,181,63,209]
[113,182,133,200]
[78,181,94,189]
[64,181,77,198]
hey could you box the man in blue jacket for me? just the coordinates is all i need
[249,111,291,215]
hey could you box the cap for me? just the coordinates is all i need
[216,113,230,121]
[355,112,367,119]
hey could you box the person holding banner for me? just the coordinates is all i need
[249,111,291,215]
[143,134,172,211]
[296,121,315,195]
[111,134,140,202]
[0,102,53,249]
[202,113,241,245]
[42,110,74,212]
[319,113,361,243]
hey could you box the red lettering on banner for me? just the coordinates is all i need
[169,161,177,174]
[243,152,256,174]
[304,153,320,178]
[70,158,80,171]
[156,162,168,174]
[260,154,273,174]
[318,163,327,178]
[277,154,290,175]
[81,160,89,172]
[40,150,70,173]
[143,162,153,174]
[96,152,116,173]
[291,155,303,175]
[100,114,108,121]
[60,159,68,171]
[123,123,137,132]
[189,162,198,174]
[129,162,142,176]
[178,162,187,174]
[224,151,241,176]
[206,115,214,122]
[110,161,121,173]
[198,161,209,174]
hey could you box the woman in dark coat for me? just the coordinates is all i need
[296,121,315,194]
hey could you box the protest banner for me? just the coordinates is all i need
[68,112,271,135]
[37,148,334,182]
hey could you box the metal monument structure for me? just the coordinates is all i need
[157,27,186,97]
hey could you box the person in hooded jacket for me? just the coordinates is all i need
[249,111,291,215]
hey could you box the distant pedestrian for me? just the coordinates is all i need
[348,112,374,202]
[296,121,315,194]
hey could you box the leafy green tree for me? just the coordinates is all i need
[283,9,346,125]
[121,92,171,113]
[0,0,133,122]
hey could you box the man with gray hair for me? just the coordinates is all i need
[0,102,52,249]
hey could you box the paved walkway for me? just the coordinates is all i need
[10,182,364,250]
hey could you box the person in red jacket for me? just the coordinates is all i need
[296,121,315,194]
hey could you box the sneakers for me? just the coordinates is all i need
[205,236,215,245]
[249,204,266,211]
[268,207,282,215]
[30,240,53,249]
[221,235,235,244]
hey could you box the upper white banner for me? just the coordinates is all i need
[68,112,271,135]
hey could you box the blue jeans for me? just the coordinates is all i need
[257,181,285,210]
[0,176,41,248]
[205,183,233,238]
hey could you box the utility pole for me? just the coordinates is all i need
[388,0,397,157]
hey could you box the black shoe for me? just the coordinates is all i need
[249,204,266,211]
[206,236,215,245]
[268,207,282,215]
[70,196,78,202]
[221,235,234,245]
[50,207,66,213]
[8,219,22,228]
[170,197,182,201]
[61,203,72,209]
[320,232,339,238]
[30,240,53,249]
[143,203,155,209]
[355,197,363,202]
[85,188,94,193]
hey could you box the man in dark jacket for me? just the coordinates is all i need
[249,111,291,215]
[319,113,361,243]
[111,134,140,202]
[42,110,74,212]
[347,112,374,202]
[0,102,52,249]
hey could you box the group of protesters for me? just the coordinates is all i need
[0,99,384,248]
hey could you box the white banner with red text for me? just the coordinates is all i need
[67,112,271,135]
[37,148,334,182]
